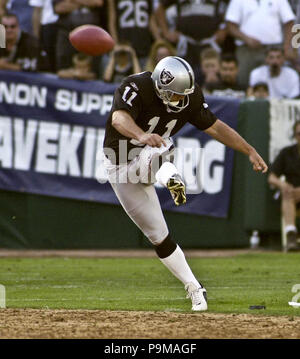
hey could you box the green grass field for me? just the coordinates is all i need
[0,252,300,316]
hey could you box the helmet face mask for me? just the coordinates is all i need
[151,56,195,112]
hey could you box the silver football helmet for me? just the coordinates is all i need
[151,56,195,112]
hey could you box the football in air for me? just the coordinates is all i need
[69,25,115,56]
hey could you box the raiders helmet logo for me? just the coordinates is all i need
[160,69,175,85]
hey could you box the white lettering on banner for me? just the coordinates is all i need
[202,140,226,194]
[82,127,97,178]
[0,83,113,114]
[35,122,60,173]
[0,116,227,194]
[101,95,114,116]
[55,89,71,111]
[0,82,47,107]
[0,117,13,168]
[0,116,106,178]
[57,124,83,176]
[55,90,113,115]
[85,93,101,113]
[14,119,38,170]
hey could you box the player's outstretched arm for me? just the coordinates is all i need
[204,119,268,173]
[112,110,166,148]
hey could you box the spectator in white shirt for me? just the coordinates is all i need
[249,47,300,99]
[225,0,295,87]
[30,0,58,72]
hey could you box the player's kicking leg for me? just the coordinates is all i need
[108,180,207,311]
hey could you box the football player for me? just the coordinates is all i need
[102,56,268,311]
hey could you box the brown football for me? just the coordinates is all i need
[69,25,115,56]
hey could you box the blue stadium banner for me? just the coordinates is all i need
[0,71,240,218]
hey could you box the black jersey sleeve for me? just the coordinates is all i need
[188,88,218,130]
[111,78,142,121]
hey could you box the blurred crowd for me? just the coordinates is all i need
[1,0,300,100]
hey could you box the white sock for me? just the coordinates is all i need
[285,225,297,234]
[155,162,179,187]
[159,245,201,288]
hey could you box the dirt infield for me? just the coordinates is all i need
[0,308,299,339]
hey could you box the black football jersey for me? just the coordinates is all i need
[103,71,217,164]
[115,0,153,57]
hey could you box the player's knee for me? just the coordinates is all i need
[154,234,177,258]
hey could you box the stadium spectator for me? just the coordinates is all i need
[0,13,50,72]
[107,0,160,70]
[53,0,104,71]
[30,0,58,73]
[205,53,246,99]
[57,53,96,80]
[198,48,220,91]
[144,39,176,72]
[249,47,300,99]
[102,43,141,83]
[0,0,34,34]
[225,0,296,88]
[250,82,269,100]
[268,120,300,252]
[155,0,228,71]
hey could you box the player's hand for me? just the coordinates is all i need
[138,133,166,148]
[248,149,268,173]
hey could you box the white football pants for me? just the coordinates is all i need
[102,139,176,245]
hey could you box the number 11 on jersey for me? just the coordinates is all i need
[130,117,177,146]
[122,86,137,107]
